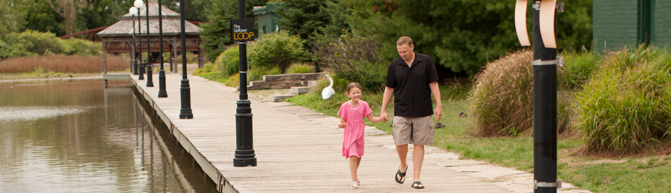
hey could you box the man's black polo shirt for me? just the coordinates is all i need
[386,52,439,118]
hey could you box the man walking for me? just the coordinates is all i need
[380,36,442,189]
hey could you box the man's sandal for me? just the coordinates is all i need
[411,181,424,189]
[351,182,359,189]
[395,166,408,184]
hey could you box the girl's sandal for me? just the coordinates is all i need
[350,176,360,185]
[351,182,359,189]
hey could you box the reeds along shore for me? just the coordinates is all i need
[0,55,129,73]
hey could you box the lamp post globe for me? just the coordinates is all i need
[134,0,143,9]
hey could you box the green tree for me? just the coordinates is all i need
[556,0,592,52]
[48,0,87,34]
[320,0,351,37]
[199,0,268,61]
[182,0,211,22]
[199,0,238,61]
[0,0,27,37]
[156,0,210,22]
[78,0,130,31]
[3,0,133,36]
[20,0,66,36]
[345,0,592,75]
[276,0,330,47]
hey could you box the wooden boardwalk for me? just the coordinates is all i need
[129,72,590,193]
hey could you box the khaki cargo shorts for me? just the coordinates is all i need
[392,116,434,146]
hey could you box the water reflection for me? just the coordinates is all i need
[0,80,216,193]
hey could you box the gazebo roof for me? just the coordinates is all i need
[97,1,201,37]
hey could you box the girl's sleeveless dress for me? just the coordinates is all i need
[337,101,372,158]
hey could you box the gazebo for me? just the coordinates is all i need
[97,0,204,74]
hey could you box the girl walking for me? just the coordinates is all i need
[337,82,382,189]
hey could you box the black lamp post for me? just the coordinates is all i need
[130,7,138,75]
[178,0,192,119]
[532,10,558,193]
[145,0,154,87]
[514,2,559,192]
[157,0,167,97]
[135,0,144,79]
[233,0,256,167]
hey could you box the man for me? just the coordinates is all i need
[380,36,442,189]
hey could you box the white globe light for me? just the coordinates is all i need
[134,0,144,9]
[129,7,138,15]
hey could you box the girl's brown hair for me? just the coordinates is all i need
[345,82,362,94]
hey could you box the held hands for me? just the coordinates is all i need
[380,111,388,122]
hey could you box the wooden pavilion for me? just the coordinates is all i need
[97,0,204,74]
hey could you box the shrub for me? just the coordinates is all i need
[2,30,64,57]
[0,31,102,60]
[213,45,240,77]
[313,31,386,91]
[469,50,535,137]
[286,63,315,73]
[62,38,102,56]
[247,31,309,72]
[576,46,671,153]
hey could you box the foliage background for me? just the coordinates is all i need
[344,0,592,76]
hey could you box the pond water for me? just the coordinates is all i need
[0,79,216,193]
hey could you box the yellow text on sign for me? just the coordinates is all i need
[233,32,255,41]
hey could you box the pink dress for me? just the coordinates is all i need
[337,101,372,158]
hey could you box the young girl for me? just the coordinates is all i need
[337,82,382,189]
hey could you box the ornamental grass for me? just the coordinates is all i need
[468,50,535,137]
[0,55,128,73]
[576,46,671,153]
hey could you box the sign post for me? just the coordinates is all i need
[232,1,257,167]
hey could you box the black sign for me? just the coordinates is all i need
[230,19,256,42]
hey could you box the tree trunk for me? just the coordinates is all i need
[70,0,74,34]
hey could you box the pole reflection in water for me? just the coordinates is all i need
[0,79,216,192]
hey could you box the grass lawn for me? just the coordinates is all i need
[286,85,671,193]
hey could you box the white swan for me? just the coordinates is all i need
[322,75,336,100]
